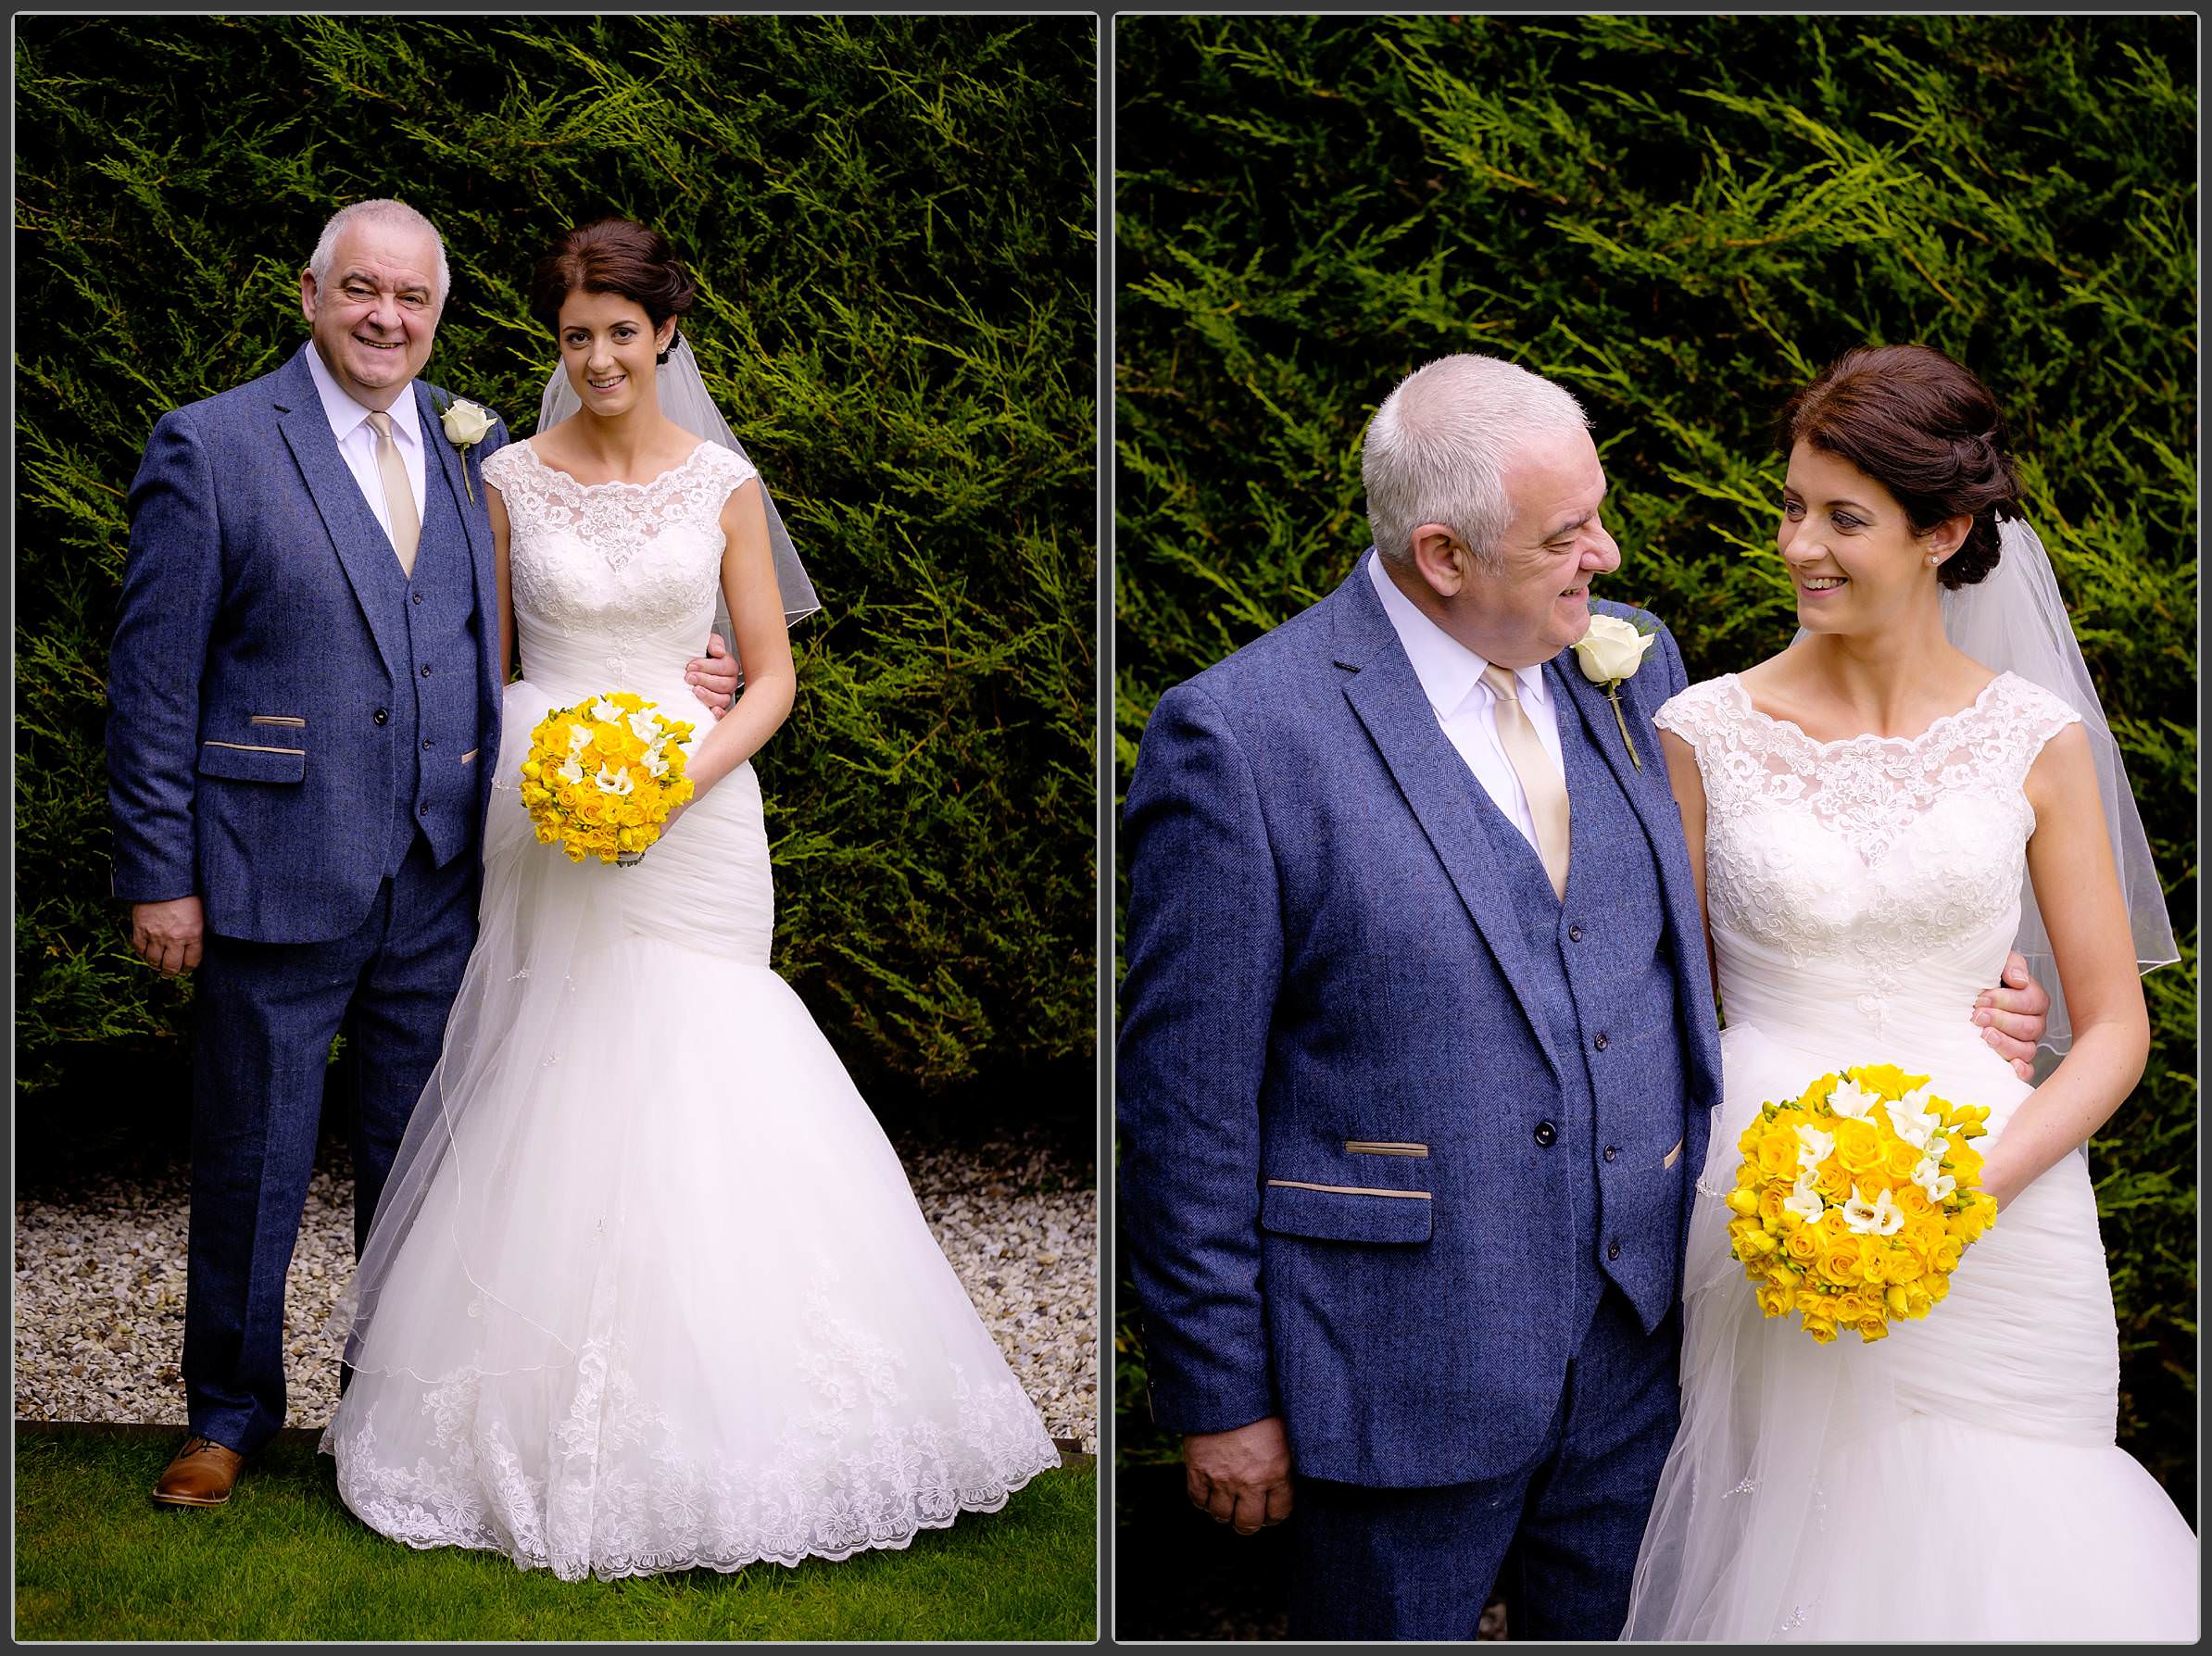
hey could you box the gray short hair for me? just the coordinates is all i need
[1362,354,1589,570]
[308,198,450,311]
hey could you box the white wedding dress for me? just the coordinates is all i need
[1624,672,2197,1641]
[320,438,1061,1581]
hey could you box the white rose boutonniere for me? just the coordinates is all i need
[1571,612,1659,770]
[436,395,495,503]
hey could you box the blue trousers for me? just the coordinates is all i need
[1288,1284,1682,1640]
[182,834,478,1457]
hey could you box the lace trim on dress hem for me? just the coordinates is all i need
[316,1459,1055,1584]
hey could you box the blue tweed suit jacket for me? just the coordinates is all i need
[1118,554,1725,1488]
[107,344,509,943]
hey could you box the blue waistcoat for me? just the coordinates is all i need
[1464,664,1690,1335]
[353,459,484,873]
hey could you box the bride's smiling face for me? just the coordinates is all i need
[557,290,677,419]
[1778,442,1966,634]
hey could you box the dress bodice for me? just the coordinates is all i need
[1655,672,2080,1059]
[481,439,754,705]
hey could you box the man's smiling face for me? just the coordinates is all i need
[299,220,442,408]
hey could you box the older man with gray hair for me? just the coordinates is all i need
[1115,351,2046,1637]
[107,199,736,1509]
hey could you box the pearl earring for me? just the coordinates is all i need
[1928,554,1941,566]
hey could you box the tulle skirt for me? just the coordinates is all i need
[320,675,1062,1581]
[1624,1022,2198,1641]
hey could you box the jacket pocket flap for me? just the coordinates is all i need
[197,741,306,784]
[1260,1179,1433,1244]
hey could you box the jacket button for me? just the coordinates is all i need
[419,803,430,817]
[1603,1146,1618,1162]
[1594,1033,1610,1051]
[372,709,388,726]
[1568,925,1584,942]
[1607,1241,1622,1261]
[411,593,423,605]
[421,664,434,678]
[421,738,434,751]
[1533,1121,1557,1148]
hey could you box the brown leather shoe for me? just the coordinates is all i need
[152,1436,245,1508]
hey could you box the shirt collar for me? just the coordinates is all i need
[1365,550,1551,718]
[302,341,421,447]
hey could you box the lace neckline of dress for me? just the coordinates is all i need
[1721,671,2010,753]
[520,438,715,494]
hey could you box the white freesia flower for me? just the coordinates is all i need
[643,749,670,779]
[1841,1184,1905,1236]
[592,697,624,724]
[568,723,593,753]
[1887,1085,1942,1148]
[1782,1175,1826,1226]
[1795,1123,1835,1171]
[628,710,660,745]
[557,759,584,786]
[1826,1079,1876,1121]
[593,764,635,796]
[1913,1158,1957,1202]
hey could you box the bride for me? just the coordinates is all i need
[1623,344,2194,1639]
[320,218,1062,1580]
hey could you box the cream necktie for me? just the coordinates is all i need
[1481,663,1571,899]
[364,409,420,578]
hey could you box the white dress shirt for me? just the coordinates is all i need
[1366,551,1568,854]
[302,342,427,550]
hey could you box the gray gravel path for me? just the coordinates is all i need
[14,1130,1097,1454]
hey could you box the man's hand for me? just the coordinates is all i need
[1975,950,2052,1082]
[1185,1416,1294,1537]
[687,632,739,721]
[131,897,205,976]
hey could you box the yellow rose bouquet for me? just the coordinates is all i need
[1723,1062,1997,1345]
[517,693,696,865]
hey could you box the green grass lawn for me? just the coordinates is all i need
[15,1428,1097,1640]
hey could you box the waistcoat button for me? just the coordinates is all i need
[1607,1241,1621,1261]
[1593,1033,1610,1051]
[372,709,388,726]
[1533,1121,1557,1148]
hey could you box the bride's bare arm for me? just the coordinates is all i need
[1978,723,2151,1210]
[681,478,797,797]
[1660,727,1720,1008]
[487,481,515,682]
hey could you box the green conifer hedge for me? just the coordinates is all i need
[17,17,1097,1116]
[1116,15,2194,1502]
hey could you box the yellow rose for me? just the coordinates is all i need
[1835,1289,1872,1323]
[1815,1160,1852,1203]
[1855,1318,1892,1344]
[1802,1315,1839,1345]
[1932,1236,1965,1273]
[1757,1186,1791,1224]
[1784,1227,1820,1264]
[1799,1073,1841,1109]
[1755,1284,1795,1318]
[1832,1118,1882,1175]
[1726,1187,1760,1218]
[1895,1183,1933,1219]
[1876,1245,1921,1285]
[1820,1235,1865,1284]
[1571,613,1656,684]
[1881,1138,1922,1181]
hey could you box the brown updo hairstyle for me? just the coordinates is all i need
[1776,344,2022,590]
[529,218,698,365]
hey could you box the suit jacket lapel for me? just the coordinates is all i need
[1552,646,1723,1094]
[1552,653,1698,910]
[1334,558,1567,1089]
[272,346,402,680]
